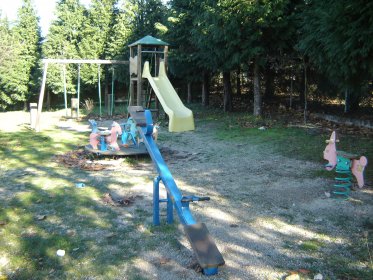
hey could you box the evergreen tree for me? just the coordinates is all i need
[167,1,205,97]
[297,0,373,111]
[13,0,41,107]
[0,1,41,110]
[79,0,116,85]
[42,0,86,95]
[129,0,168,40]
[0,17,22,109]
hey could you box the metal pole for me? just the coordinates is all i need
[36,62,49,132]
[137,44,142,106]
[167,191,174,224]
[77,64,81,118]
[111,67,115,115]
[153,176,161,226]
[63,65,68,117]
[98,64,102,117]
[42,58,128,65]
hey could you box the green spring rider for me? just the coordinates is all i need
[323,131,368,199]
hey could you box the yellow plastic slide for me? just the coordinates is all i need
[142,61,195,132]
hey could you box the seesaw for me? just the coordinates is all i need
[323,131,368,198]
[128,106,225,275]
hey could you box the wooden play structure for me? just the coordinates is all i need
[129,35,169,108]
[323,131,368,198]
[129,36,194,132]
[35,35,194,133]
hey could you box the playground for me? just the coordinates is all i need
[0,106,372,280]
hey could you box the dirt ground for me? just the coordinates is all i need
[1,110,373,280]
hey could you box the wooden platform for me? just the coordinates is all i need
[85,144,148,156]
[184,223,225,269]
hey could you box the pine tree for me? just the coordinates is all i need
[42,0,85,95]
[297,0,373,111]
[129,0,167,40]
[0,17,21,110]
[0,1,41,110]
[13,0,41,108]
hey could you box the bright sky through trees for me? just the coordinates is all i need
[0,0,91,36]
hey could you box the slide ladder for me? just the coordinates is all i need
[128,106,224,275]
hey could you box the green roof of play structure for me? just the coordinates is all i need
[129,35,169,47]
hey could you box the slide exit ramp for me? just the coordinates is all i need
[128,106,224,276]
[142,61,195,132]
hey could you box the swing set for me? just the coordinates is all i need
[34,35,189,133]
[35,59,128,132]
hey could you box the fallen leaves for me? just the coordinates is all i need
[54,149,107,171]
[102,193,139,207]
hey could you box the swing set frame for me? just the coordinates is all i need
[35,59,128,132]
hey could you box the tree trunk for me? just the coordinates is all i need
[344,89,350,113]
[299,67,305,107]
[46,89,50,111]
[289,77,293,109]
[345,89,361,113]
[223,71,232,112]
[264,62,275,102]
[303,59,308,124]
[202,72,209,106]
[253,58,262,116]
[236,68,241,95]
[187,82,192,104]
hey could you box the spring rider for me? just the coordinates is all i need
[323,131,368,198]
[88,120,122,151]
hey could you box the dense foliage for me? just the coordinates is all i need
[0,0,371,113]
[0,0,40,109]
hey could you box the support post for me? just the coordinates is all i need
[29,103,37,129]
[164,45,168,71]
[98,65,102,117]
[100,136,107,151]
[153,176,161,226]
[111,67,115,115]
[129,47,135,106]
[137,44,142,106]
[36,62,49,132]
[107,94,113,116]
[63,65,68,117]
[167,191,174,224]
[71,98,79,118]
[77,64,81,118]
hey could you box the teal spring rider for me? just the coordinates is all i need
[323,131,368,198]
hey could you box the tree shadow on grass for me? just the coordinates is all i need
[0,130,162,279]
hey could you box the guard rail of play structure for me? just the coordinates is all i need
[128,106,225,276]
[323,131,368,198]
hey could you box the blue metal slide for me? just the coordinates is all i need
[128,107,224,276]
